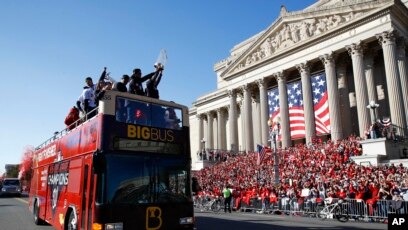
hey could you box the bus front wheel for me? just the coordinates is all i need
[67,211,77,230]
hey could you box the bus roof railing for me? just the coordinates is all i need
[35,107,99,150]
[34,91,188,151]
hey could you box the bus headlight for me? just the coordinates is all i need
[1,188,5,192]
[105,222,123,230]
[179,217,194,225]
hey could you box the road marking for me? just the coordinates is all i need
[15,197,28,204]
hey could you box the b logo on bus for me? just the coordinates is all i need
[146,206,162,230]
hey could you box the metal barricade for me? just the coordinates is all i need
[243,195,408,222]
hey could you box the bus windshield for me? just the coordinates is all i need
[104,154,191,204]
[116,97,182,130]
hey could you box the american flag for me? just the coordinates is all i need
[268,81,306,139]
[311,73,330,134]
[267,87,280,133]
[287,80,305,139]
[256,144,270,165]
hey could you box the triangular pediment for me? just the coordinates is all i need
[219,0,393,78]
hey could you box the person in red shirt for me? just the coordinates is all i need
[64,106,80,130]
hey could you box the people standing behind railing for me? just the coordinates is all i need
[128,68,155,96]
[76,77,97,119]
[64,106,80,130]
[112,74,129,92]
[145,63,163,99]
[111,75,130,122]
[95,79,112,107]
[76,67,107,119]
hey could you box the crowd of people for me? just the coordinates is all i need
[64,64,164,130]
[193,135,408,213]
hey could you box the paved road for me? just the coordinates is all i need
[194,209,387,230]
[0,197,387,230]
[0,196,53,230]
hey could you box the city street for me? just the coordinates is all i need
[0,197,386,230]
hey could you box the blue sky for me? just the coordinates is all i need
[0,0,317,175]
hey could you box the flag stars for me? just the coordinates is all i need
[318,79,325,86]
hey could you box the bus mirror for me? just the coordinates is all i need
[93,151,106,174]
[192,177,201,193]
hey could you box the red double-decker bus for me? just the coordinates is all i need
[29,90,194,230]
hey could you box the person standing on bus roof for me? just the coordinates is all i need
[64,106,80,130]
[76,77,97,119]
[111,75,130,122]
[76,67,107,119]
[145,63,163,99]
[112,75,130,92]
[128,68,153,96]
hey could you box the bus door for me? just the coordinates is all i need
[81,157,95,230]
[44,164,54,223]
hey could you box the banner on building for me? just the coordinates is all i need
[267,87,280,137]
[286,80,305,139]
[311,73,330,135]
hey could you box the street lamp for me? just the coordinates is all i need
[267,116,280,186]
[366,100,379,124]
[201,138,206,150]
[201,139,206,160]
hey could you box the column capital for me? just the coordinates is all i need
[216,107,227,114]
[206,111,214,118]
[256,78,267,88]
[241,83,251,92]
[227,89,236,98]
[376,30,397,46]
[273,71,287,82]
[295,62,311,74]
[196,114,204,120]
[319,52,336,65]
[346,41,366,57]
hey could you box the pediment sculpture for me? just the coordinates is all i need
[227,10,366,75]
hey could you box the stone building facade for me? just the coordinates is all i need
[189,0,408,170]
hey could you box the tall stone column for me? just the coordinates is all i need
[197,114,204,150]
[397,38,408,128]
[257,78,269,146]
[274,71,291,148]
[364,51,379,123]
[336,58,353,136]
[242,84,254,152]
[345,42,370,137]
[319,53,343,141]
[228,90,239,152]
[206,112,213,150]
[296,62,316,143]
[377,31,406,134]
[216,108,225,150]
